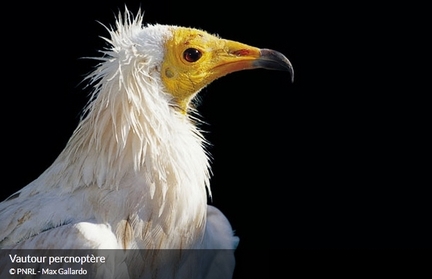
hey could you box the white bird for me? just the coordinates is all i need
[0,8,293,278]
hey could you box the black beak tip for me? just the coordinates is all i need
[257,48,294,83]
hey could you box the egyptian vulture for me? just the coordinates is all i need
[0,9,293,278]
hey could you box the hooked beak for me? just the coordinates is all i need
[254,49,294,82]
[212,40,294,82]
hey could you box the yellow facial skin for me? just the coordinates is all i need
[161,28,261,112]
[161,27,294,113]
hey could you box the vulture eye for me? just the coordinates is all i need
[183,48,202,62]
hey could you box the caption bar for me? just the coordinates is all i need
[2,251,109,277]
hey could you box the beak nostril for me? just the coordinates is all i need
[231,49,251,56]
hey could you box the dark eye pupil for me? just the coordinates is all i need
[183,48,202,62]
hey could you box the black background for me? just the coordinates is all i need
[1,0,429,277]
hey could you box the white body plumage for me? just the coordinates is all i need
[0,11,238,279]
[0,7,293,279]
